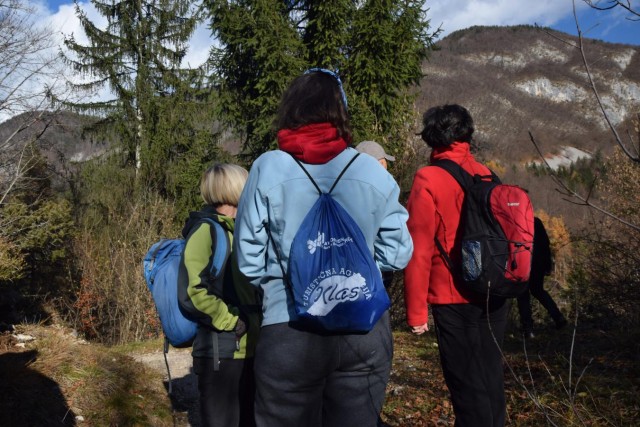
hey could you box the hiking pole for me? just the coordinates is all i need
[163,337,174,395]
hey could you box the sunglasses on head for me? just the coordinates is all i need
[304,68,348,110]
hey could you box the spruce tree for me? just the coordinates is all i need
[302,0,352,70]
[61,0,203,179]
[206,0,437,162]
[207,0,305,161]
[142,69,227,217]
[348,0,436,155]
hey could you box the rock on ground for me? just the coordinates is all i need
[133,348,201,427]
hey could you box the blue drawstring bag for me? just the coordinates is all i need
[285,154,390,332]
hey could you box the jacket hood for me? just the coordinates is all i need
[430,141,472,163]
[182,205,234,238]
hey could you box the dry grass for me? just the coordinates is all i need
[1,313,638,427]
[69,192,179,346]
[0,324,175,426]
[382,317,640,426]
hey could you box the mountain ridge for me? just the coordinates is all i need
[417,25,639,161]
[2,25,637,227]
[412,25,639,226]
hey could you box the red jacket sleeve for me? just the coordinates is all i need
[404,170,437,326]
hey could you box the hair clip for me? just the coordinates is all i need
[304,68,348,110]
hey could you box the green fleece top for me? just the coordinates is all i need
[179,207,261,359]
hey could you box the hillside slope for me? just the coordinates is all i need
[417,25,639,162]
[414,25,639,225]
[2,26,637,227]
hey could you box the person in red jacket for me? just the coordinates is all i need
[404,104,509,427]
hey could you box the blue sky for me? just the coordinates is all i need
[41,0,639,47]
[1,0,633,123]
[551,4,639,45]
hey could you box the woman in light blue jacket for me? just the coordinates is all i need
[234,69,413,427]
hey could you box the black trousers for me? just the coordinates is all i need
[432,300,509,427]
[517,272,564,332]
[193,357,256,427]
[253,312,393,427]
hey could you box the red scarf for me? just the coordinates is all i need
[277,123,348,164]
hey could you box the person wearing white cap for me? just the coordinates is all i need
[355,140,398,305]
[355,140,395,170]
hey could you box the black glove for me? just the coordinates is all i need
[234,317,247,338]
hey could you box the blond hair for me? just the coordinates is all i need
[200,163,248,206]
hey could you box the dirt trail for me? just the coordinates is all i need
[133,348,201,426]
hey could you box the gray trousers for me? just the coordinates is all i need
[193,357,255,427]
[253,312,392,427]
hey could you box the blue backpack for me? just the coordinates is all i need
[143,218,229,347]
[279,154,391,332]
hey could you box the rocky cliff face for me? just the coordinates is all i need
[417,25,639,164]
[0,111,106,192]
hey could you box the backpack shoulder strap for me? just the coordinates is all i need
[429,160,471,274]
[431,159,472,191]
[329,153,359,194]
[199,217,231,279]
[292,157,322,195]
[431,158,501,189]
[291,153,360,195]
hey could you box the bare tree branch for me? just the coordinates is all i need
[0,141,38,206]
[572,1,640,163]
[0,0,65,120]
[529,1,640,232]
[0,1,73,265]
[582,0,640,20]
[529,132,640,232]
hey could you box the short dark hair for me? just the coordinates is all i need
[276,71,351,142]
[419,104,474,148]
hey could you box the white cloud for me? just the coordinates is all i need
[41,1,209,106]
[184,24,213,69]
[2,0,619,123]
[48,1,106,45]
[1,1,211,122]
[40,0,593,69]
[0,2,77,122]
[47,1,208,68]
[426,0,587,38]
[44,2,112,105]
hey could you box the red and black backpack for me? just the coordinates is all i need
[432,159,534,298]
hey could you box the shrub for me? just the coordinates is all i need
[569,147,640,328]
[71,192,179,344]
